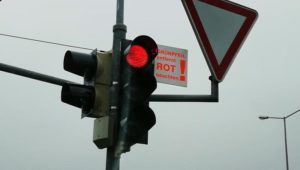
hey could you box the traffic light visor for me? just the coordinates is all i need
[61,83,95,110]
[126,45,148,68]
[125,35,158,69]
[64,51,97,78]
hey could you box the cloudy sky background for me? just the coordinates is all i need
[1,0,300,169]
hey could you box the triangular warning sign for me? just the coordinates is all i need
[182,0,258,82]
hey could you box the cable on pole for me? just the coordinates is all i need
[0,33,94,51]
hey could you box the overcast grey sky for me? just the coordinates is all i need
[1,0,300,170]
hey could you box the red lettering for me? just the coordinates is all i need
[156,62,163,70]
[163,64,170,71]
[156,62,176,72]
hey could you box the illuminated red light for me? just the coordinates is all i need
[126,45,148,68]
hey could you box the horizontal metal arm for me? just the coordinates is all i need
[150,76,219,102]
[0,62,219,103]
[0,62,77,86]
[266,116,284,120]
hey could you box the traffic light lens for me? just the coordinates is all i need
[126,45,148,68]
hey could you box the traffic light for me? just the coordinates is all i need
[61,50,114,149]
[61,49,112,118]
[117,35,158,153]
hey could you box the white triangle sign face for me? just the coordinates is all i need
[182,0,258,82]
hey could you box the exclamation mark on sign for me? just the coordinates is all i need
[180,60,186,81]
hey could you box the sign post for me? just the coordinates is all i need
[106,0,126,170]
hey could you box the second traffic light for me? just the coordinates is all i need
[61,50,112,118]
[117,35,158,153]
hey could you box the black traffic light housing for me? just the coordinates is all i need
[61,49,114,149]
[117,35,158,153]
[61,50,111,118]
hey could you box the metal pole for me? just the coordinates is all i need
[283,118,289,170]
[259,109,300,170]
[0,62,77,86]
[150,76,219,102]
[106,0,126,170]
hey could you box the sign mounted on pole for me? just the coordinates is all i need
[181,0,258,82]
[155,45,188,87]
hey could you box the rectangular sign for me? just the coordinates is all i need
[154,45,188,87]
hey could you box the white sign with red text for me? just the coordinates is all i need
[155,45,188,87]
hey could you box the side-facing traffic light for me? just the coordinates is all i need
[117,35,158,153]
[61,49,112,118]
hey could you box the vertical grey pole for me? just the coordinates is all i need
[283,118,289,170]
[106,0,126,170]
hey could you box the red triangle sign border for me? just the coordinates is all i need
[182,0,258,82]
